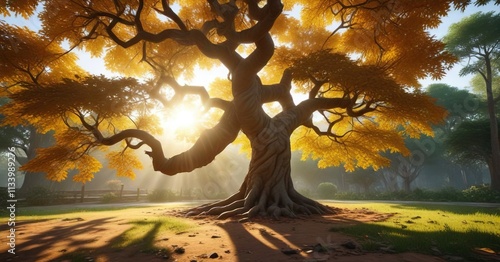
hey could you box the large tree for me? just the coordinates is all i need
[446,119,500,173]
[444,11,500,190]
[1,0,492,218]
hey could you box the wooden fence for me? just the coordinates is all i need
[57,185,149,203]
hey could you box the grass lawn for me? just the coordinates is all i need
[328,202,500,260]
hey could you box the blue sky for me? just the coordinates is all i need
[419,3,499,89]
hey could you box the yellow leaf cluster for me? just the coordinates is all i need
[72,155,103,183]
[291,120,408,172]
[0,22,84,89]
[208,77,233,100]
[0,0,38,18]
[284,0,458,87]
[21,145,102,183]
[234,132,252,159]
[134,114,163,135]
[106,150,144,179]
[288,50,446,171]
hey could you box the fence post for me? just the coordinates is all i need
[119,184,124,199]
[80,184,85,203]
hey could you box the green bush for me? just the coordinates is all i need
[101,192,120,203]
[462,185,500,202]
[433,187,464,202]
[317,182,338,199]
[25,186,63,206]
[148,189,176,202]
[319,185,500,203]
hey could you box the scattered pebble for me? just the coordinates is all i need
[281,248,300,255]
[341,241,357,249]
[174,247,185,254]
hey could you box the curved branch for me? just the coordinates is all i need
[153,0,188,31]
[98,129,168,173]
[261,69,295,110]
[243,0,269,20]
[228,0,283,44]
[290,97,351,131]
[155,107,241,175]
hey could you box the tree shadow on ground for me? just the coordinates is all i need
[0,217,119,261]
[0,215,176,262]
[216,215,366,262]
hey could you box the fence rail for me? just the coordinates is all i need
[56,185,149,203]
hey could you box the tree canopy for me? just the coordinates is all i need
[1,0,497,217]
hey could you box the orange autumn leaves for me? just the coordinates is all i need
[0,0,463,182]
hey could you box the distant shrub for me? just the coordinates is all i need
[434,187,464,201]
[25,186,63,206]
[462,185,500,202]
[317,182,338,199]
[106,179,122,191]
[320,185,500,203]
[101,192,119,203]
[148,189,176,202]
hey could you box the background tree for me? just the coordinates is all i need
[345,168,380,193]
[444,11,500,190]
[426,83,488,188]
[446,119,500,175]
[1,0,494,219]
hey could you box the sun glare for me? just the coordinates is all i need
[157,104,201,133]
[170,106,197,128]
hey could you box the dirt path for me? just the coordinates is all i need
[1,204,447,262]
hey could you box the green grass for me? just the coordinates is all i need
[328,202,500,261]
[112,217,195,250]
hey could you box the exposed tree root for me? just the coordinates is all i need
[185,187,335,220]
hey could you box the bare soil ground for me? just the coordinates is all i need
[0,204,447,262]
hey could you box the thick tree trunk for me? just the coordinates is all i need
[186,120,333,219]
[402,178,411,192]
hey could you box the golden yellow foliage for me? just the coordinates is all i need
[283,0,459,87]
[288,50,446,170]
[0,22,84,89]
[107,150,144,179]
[0,0,38,18]
[72,155,103,183]
[1,0,467,183]
[208,77,233,100]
